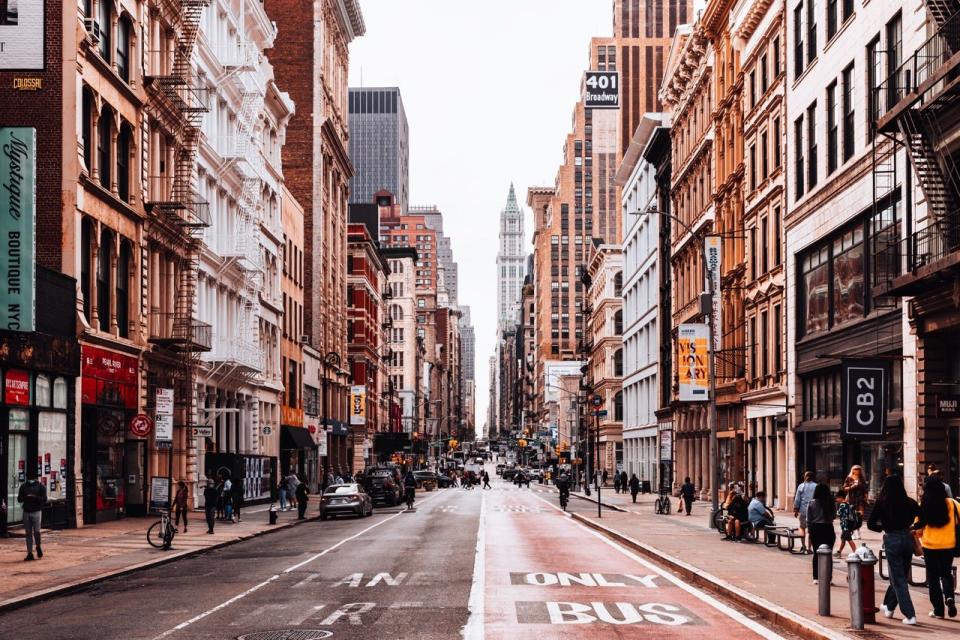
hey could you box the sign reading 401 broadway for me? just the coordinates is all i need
[0,128,36,332]
[584,71,619,108]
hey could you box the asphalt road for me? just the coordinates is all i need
[0,470,793,640]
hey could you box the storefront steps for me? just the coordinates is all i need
[0,498,320,614]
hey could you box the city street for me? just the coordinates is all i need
[0,471,791,640]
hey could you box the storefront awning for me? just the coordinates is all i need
[281,425,317,450]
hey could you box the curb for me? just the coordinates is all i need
[0,513,321,615]
[569,492,629,512]
[570,512,859,640]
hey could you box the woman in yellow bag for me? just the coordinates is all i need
[914,476,959,619]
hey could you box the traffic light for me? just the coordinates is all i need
[448,438,459,450]
[518,438,527,448]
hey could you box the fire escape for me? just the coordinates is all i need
[872,4,960,299]
[206,32,266,388]
[145,0,213,432]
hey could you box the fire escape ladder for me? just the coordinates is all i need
[926,0,960,33]
[898,109,960,224]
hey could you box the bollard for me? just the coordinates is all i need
[268,503,278,525]
[847,552,864,630]
[857,544,879,624]
[817,544,833,616]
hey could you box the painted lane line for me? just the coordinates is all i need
[461,488,486,640]
[528,492,786,640]
[151,491,444,640]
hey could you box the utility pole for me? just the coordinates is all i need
[704,237,721,526]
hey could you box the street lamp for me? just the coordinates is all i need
[628,207,720,526]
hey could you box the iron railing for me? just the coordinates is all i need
[872,217,960,284]
[149,313,213,351]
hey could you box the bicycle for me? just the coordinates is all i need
[654,493,672,515]
[404,486,416,510]
[147,510,176,550]
[559,490,569,511]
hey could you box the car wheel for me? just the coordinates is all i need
[320,513,328,521]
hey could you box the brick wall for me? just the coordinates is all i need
[0,0,64,271]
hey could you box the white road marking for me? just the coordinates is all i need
[151,491,443,640]
[388,600,425,609]
[461,488,486,640]
[529,492,786,640]
[317,601,376,625]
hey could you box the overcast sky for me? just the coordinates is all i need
[349,0,613,438]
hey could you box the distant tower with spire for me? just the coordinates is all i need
[496,183,526,332]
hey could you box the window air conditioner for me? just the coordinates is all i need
[84,18,101,43]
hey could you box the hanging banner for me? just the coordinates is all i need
[841,359,889,439]
[704,236,722,351]
[0,0,44,70]
[677,323,710,402]
[350,385,366,425]
[0,127,36,331]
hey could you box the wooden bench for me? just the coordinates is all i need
[879,548,958,591]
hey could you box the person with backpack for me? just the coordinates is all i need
[835,489,860,557]
[914,475,959,619]
[793,471,818,552]
[869,474,921,625]
[806,483,836,583]
[17,472,46,561]
[680,477,696,516]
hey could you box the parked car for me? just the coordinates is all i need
[413,470,438,491]
[362,467,402,506]
[436,473,454,488]
[501,465,518,480]
[319,483,373,520]
[495,463,505,476]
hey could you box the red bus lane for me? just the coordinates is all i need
[476,487,786,640]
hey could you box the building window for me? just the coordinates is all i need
[117,122,132,202]
[807,0,817,64]
[749,143,757,191]
[885,13,902,111]
[98,0,112,62]
[794,3,804,80]
[117,240,130,338]
[807,101,818,189]
[97,228,112,332]
[773,117,782,169]
[761,130,769,179]
[867,35,881,131]
[794,115,805,198]
[749,316,757,380]
[774,206,782,267]
[773,304,782,375]
[98,106,112,189]
[842,62,855,161]
[826,80,838,174]
[773,36,781,78]
[750,226,757,279]
[116,15,131,82]
[799,223,867,336]
[827,0,838,40]
[760,310,769,378]
[81,218,92,323]
[761,216,769,274]
[801,244,830,335]
[760,53,769,94]
[749,70,757,108]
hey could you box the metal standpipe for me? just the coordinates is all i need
[817,544,833,616]
[846,552,864,630]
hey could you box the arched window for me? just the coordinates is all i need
[613,271,623,296]
[117,121,132,202]
[98,105,112,189]
[613,309,623,335]
[613,348,623,377]
[117,240,131,337]
[98,228,113,332]
[116,15,132,82]
[98,0,112,62]
[81,218,92,322]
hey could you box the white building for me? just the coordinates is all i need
[619,114,667,486]
[192,0,293,499]
[496,184,526,331]
[385,248,419,432]
[785,1,923,495]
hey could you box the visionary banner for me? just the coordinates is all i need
[350,385,366,425]
[0,127,36,331]
[584,71,619,108]
[0,0,44,69]
[841,359,889,439]
[704,236,722,351]
[677,323,709,402]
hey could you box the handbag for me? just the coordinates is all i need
[912,530,924,558]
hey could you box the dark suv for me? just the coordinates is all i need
[362,467,402,506]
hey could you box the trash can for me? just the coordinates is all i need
[641,480,652,494]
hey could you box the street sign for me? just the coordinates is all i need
[155,387,174,445]
[129,414,153,438]
[704,236,722,350]
[262,425,272,435]
[584,71,619,108]
[591,394,603,407]
[192,426,213,438]
[593,410,608,417]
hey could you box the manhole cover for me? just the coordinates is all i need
[237,631,332,640]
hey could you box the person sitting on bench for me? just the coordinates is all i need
[748,490,776,530]
[726,491,750,540]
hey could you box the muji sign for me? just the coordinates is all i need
[841,359,889,439]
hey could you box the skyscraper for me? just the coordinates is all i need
[410,205,458,305]
[496,184,526,332]
[348,87,410,211]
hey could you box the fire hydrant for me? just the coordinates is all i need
[857,544,879,624]
[269,503,279,525]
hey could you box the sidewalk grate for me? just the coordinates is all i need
[236,631,333,640]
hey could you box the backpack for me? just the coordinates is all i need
[843,506,862,531]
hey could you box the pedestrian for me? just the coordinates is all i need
[619,471,628,495]
[295,477,309,519]
[680,476,696,516]
[805,483,836,583]
[17,471,46,561]
[629,473,640,503]
[868,474,920,625]
[286,472,299,511]
[203,477,218,534]
[278,477,289,511]
[231,477,244,523]
[927,463,954,498]
[914,475,958,619]
[602,469,608,487]
[842,465,868,540]
[613,472,622,494]
[325,469,335,490]
[215,475,226,520]
[835,489,859,557]
[482,471,492,490]
[174,480,189,533]
[793,471,818,552]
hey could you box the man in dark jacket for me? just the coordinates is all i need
[680,477,696,516]
[203,478,218,534]
[295,479,309,519]
[18,472,47,561]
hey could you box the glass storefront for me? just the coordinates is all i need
[802,429,904,499]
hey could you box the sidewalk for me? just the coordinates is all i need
[568,488,956,639]
[0,499,319,613]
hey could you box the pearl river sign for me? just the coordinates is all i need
[0,127,35,332]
